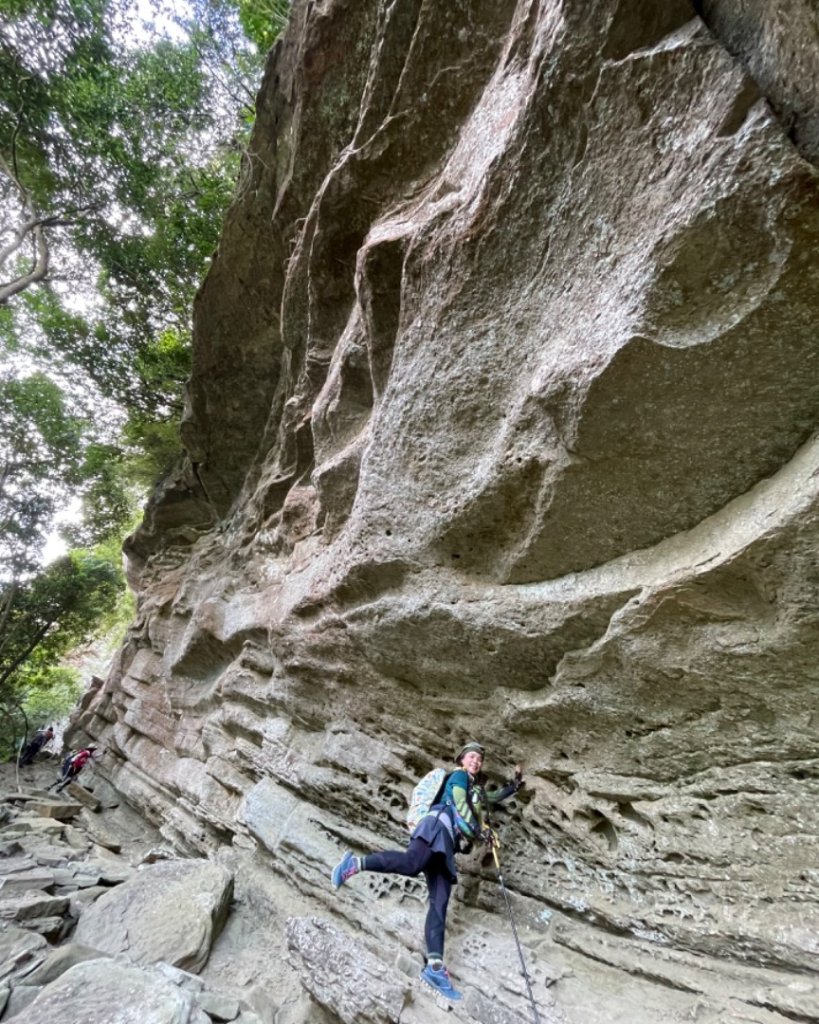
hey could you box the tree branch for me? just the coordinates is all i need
[0,223,50,304]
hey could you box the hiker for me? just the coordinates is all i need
[19,726,54,767]
[331,741,523,1002]
[53,745,99,791]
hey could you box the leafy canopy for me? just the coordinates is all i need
[0,0,290,748]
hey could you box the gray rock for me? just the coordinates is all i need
[82,861,132,885]
[0,924,47,983]
[4,984,43,1019]
[50,868,77,886]
[34,851,71,867]
[0,872,54,896]
[0,856,37,874]
[197,990,240,1022]
[67,885,108,918]
[62,783,101,812]
[61,825,89,851]
[2,818,63,838]
[153,960,204,991]
[20,915,66,940]
[73,859,233,973]
[26,801,82,821]
[0,891,69,922]
[79,810,121,852]
[71,873,103,888]
[286,917,409,1024]
[2,959,199,1024]
[139,847,176,865]
[63,1,819,1022]
[24,943,108,986]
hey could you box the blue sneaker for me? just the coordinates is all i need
[331,850,360,889]
[421,962,462,1001]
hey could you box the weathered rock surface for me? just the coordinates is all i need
[286,916,410,1024]
[73,859,233,972]
[68,0,819,1022]
[3,959,206,1024]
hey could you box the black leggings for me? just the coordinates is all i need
[363,838,453,959]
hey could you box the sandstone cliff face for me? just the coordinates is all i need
[78,2,819,1022]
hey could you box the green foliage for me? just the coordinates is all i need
[0,365,134,578]
[0,546,122,751]
[0,0,258,578]
[0,548,123,691]
[22,664,82,728]
[67,442,133,546]
[236,0,290,51]
[0,0,290,736]
[0,368,85,578]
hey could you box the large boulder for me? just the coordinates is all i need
[2,959,209,1024]
[73,860,233,973]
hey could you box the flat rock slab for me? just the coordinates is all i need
[62,783,101,811]
[2,958,202,1024]
[74,859,234,973]
[0,856,37,874]
[80,860,132,885]
[33,851,73,867]
[0,872,55,896]
[0,924,47,983]
[286,916,409,1024]
[78,814,121,852]
[0,891,69,921]
[67,886,108,918]
[23,916,66,940]
[2,819,64,837]
[26,802,82,821]
[197,990,241,1022]
[25,942,109,986]
[4,983,42,1019]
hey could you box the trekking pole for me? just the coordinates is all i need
[487,831,541,1024]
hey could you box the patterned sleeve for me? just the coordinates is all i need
[447,769,484,836]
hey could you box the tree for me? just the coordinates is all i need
[1,0,236,396]
[234,0,290,51]
[0,368,85,580]
[0,548,122,754]
[0,0,290,740]
[0,0,285,480]
[22,664,82,734]
[0,550,122,688]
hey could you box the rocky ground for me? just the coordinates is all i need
[3,755,818,1024]
[0,756,253,1024]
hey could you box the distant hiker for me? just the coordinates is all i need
[19,726,54,766]
[52,745,99,791]
[331,741,523,1002]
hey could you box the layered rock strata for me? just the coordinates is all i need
[76,1,819,1021]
